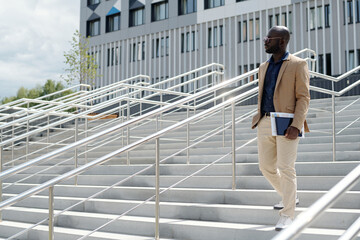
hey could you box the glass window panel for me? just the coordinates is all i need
[213,26,218,47]
[310,8,315,29]
[243,21,247,41]
[317,6,323,28]
[249,19,253,40]
[281,13,286,26]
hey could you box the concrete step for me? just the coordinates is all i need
[5,174,360,192]
[13,162,359,177]
[1,206,358,240]
[4,185,360,210]
[0,220,174,240]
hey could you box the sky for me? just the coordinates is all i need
[0,0,80,99]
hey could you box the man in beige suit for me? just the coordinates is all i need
[251,26,310,231]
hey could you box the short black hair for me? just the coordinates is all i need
[269,26,290,43]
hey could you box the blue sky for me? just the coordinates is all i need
[0,0,80,99]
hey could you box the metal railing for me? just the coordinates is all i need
[0,63,224,169]
[3,49,359,239]
[272,164,360,240]
[0,48,316,238]
[308,65,360,162]
[0,69,260,240]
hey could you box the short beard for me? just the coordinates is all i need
[265,44,281,54]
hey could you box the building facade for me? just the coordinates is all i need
[80,0,360,90]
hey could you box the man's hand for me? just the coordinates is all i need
[285,126,299,140]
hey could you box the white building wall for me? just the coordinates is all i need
[80,0,360,89]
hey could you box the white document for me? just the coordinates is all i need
[270,112,305,138]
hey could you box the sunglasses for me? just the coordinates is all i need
[263,37,282,44]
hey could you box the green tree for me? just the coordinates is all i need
[62,30,99,87]
[17,87,28,99]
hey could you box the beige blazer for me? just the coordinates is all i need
[251,54,310,132]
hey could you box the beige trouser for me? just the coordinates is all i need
[257,116,299,218]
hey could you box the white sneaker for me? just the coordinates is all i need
[275,215,293,231]
[273,197,299,210]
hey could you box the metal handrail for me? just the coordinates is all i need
[309,65,360,82]
[0,63,223,143]
[0,69,254,181]
[272,164,360,240]
[0,84,91,111]
[0,66,223,179]
[8,47,360,239]
[0,75,150,132]
[5,94,259,240]
[0,70,221,159]
[0,81,260,240]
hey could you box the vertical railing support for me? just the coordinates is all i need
[26,119,29,162]
[186,108,190,165]
[155,138,160,240]
[127,97,130,165]
[332,82,336,162]
[85,117,88,164]
[231,103,236,190]
[0,146,2,222]
[222,100,225,147]
[49,186,54,240]
[47,116,50,151]
[74,118,78,185]
[11,117,14,162]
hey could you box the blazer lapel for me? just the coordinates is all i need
[258,62,269,101]
[274,55,291,92]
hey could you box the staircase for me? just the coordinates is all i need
[0,94,359,240]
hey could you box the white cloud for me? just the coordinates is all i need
[0,0,80,99]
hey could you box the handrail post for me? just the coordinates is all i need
[85,117,88,164]
[47,116,50,151]
[231,103,236,190]
[12,117,14,163]
[222,98,225,147]
[49,186,54,240]
[186,108,190,165]
[75,118,78,185]
[332,82,336,162]
[26,119,29,162]
[155,137,160,240]
[0,146,2,221]
[127,95,130,165]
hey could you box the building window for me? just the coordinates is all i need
[152,1,169,22]
[346,50,355,70]
[130,8,144,27]
[243,21,247,41]
[130,41,145,62]
[307,5,331,30]
[106,13,120,32]
[269,12,292,32]
[87,18,100,37]
[179,0,197,15]
[343,0,360,24]
[204,0,225,9]
[208,25,223,48]
[88,0,100,5]
[325,5,331,27]
[181,31,196,53]
[107,47,119,66]
[248,18,260,41]
[152,37,168,58]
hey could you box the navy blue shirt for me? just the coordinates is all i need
[261,51,289,115]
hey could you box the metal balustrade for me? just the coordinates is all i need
[0,63,224,171]
[0,48,359,239]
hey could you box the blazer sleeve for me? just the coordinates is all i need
[291,60,310,131]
